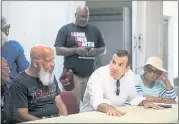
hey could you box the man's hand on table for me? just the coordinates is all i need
[106,105,126,116]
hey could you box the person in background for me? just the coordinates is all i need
[10,45,68,122]
[81,50,162,116]
[1,16,29,80]
[1,57,13,124]
[54,5,106,105]
[135,57,177,104]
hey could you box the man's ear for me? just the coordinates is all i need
[126,65,130,71]
[33,59,38,68]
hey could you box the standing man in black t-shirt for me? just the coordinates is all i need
[54,5,106,105]
[10,45,68,122]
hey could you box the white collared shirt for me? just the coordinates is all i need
[80,65,146,112]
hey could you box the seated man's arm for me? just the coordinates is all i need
[97,103,110,113]
[17,108,39,121]
[55,95,68,116]
[97,103,126,116]
[88,70,111,110]
[87,70,126,116]
[10,81,40,121]
[54,77,68,116]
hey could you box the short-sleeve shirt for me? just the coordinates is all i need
[2,40,29,79]
[11,71,61,119]
[54,23,105,77]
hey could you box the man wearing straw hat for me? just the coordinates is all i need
[136,57,177,104]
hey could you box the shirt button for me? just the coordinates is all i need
[4,120,6,123]
[2,109,4,111]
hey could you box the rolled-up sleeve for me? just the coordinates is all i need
[129,95,146,105]
[160,88,177,99]
[159,80,177,99]
[88,70,111,110]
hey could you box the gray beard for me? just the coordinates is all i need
[38,67,54,86]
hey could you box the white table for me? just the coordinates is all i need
[24,105,178,123]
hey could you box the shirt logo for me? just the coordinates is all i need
[70,32,94,47]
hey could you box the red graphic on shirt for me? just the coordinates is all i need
[78,42,82,47]
[71,32,74,37]
[31,90,56,99]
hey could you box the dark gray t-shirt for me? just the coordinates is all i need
[11,71,61,120]
[54,23,105,77]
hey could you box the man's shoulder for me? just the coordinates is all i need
[93,65,109,75]
[97,64,109,71]
[126,69,135,77]
[7,40,21,46]
[123,69,136,84]
[87,23,97,28]
[60,23,74,29]
[3,40,23,50]
[12,71,27,84]
[87,24,99,30]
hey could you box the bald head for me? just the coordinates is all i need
[29,45,55,78]
[30,45,54,60]
[28,45,55,86]
[76,5,89,15]
[75,5,89,27]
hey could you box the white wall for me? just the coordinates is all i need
[132,1,163,74]
[145,1,163,59]
[163,1,178,80]
[133,1,177,85]
[2,1,85,89]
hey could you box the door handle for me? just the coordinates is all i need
[138,34,142,51]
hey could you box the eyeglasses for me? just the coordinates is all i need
[116,80,120,96]
[1,65,9,70]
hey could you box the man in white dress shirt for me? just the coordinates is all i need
[81,50,162,116]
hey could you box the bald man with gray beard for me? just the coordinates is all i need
[10,45,68,123]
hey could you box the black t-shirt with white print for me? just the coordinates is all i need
[11,71,61,121]
[54,23,105,77]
